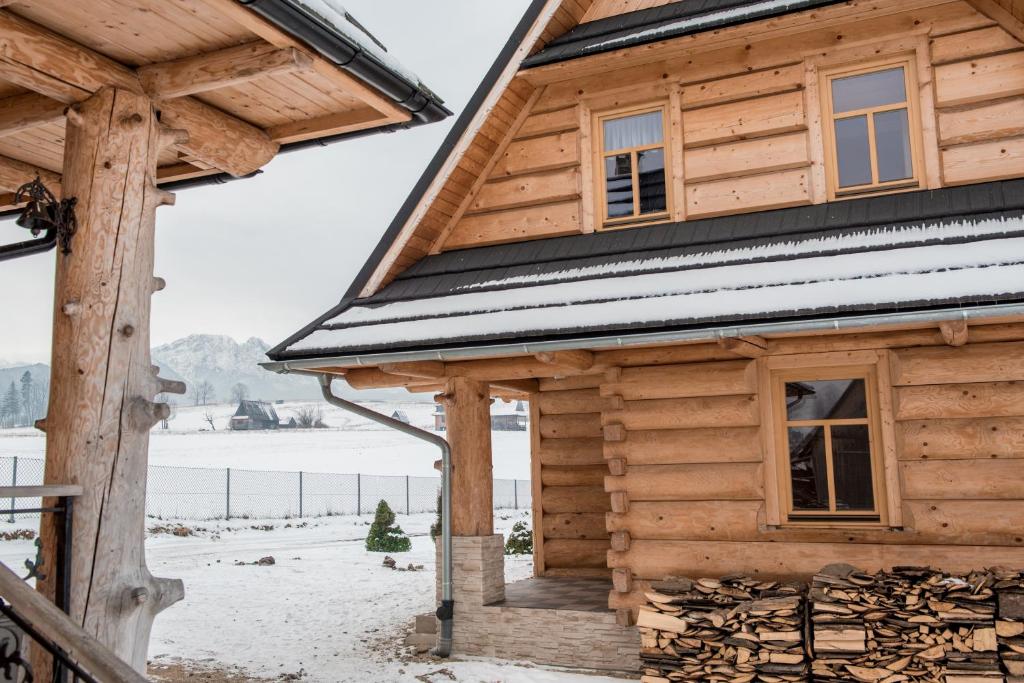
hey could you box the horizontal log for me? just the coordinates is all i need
[934,51,1024,107]
[603,395,760,431]
[542,485,610,514]
[929,25,1022,65]
[942,135,1024,185]
[543,512,609,540]
[603,426,762,465]
[895,381,1024,420]
[543,538,609,569]
[898,416,1024,459]
[599,360,756,400]
[595,343,736,368]
[905,500,1024,546]
[538,374,603,391]
[684,132,810,183]
[0,154,61,193]
[492,130,579,177]
[937,97,1024,146]
[541,464,608,487]
[683,89,806,147]
[516,106,578,138]
[0,485,83,499]
[445,199,580,249]
[608,500,762,541]
[540,412,602,439]
[686,166,811,219]
[891,341,1024,385]
[542,567,611,579]
[468,167,580,214]
[605,463,763,501]
[0,92,66,137]
[537,387,617,415]
[267,106,383,144]
[538,437,604,466]
[680,62,804,109]
[901,459,1024,499]
[610,540,1024,580]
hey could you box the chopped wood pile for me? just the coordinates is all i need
[995,569,1024,682]
[637,575,807,683]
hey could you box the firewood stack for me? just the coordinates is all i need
[995,568,1024,682]
[810,564,1004,683]
[637,576,807,683]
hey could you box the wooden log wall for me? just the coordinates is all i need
[527,327,1024,619]
[434,0,1024,252]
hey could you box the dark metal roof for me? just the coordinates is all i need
[522,0,849,69]
[268,179,1024,360]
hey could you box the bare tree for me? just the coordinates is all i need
[203,410,217,431]
[189,380,215,406]
[293,404,326,429]
[229,382,250,403]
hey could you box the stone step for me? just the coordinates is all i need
[414,613,437,634]
[404,632,436,653]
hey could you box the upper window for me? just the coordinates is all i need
[821,59,922,198]
[596,105,670,229]
[771,366,888,524]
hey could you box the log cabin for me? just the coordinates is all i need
[264,0,1024,673]
[0,0,449,677]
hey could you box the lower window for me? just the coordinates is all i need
[772,367,887,524]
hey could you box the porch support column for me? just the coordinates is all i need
[443,376,493,536]
[38,86,183,673]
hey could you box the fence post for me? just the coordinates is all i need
[356,473,361,516]
[514,479,518,510]
[406,475,410,515]
[225,467,231,520]
[299,471,304,518]
[8,456,16,523]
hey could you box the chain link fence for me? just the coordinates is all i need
[0,456,531,521]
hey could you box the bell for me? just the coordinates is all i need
[16,196,55,236]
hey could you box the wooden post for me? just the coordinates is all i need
[442,377,493,536]
[37,87,183,674]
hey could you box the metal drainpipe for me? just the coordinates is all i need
[316,374,454,657]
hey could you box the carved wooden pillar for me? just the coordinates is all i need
[38,87,183,672]
[442,377,494,536]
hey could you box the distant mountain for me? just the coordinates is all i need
[1,335,416,406]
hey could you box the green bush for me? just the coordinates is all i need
[365,500,411,553]
[430,491,442,540]
[504,521,533,555]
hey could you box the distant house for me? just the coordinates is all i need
[391,410,411,424]
[229,400,281,431]
[434,400,527,432]
[279,417,298,429]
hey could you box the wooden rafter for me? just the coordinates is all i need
[0,92,66,137]
[718,336,768,359]
[964,0,1024,42]
[939,319,970,347]
[0,153,60,193]
[536,349,596,371]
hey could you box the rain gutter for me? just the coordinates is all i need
[261,303,1024,373]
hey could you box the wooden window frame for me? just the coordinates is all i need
[592,102,674,231]
[819,56,926,201]
[758,351,902,529]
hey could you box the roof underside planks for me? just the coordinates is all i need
[0,0,450,210]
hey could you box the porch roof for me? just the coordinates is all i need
[268,179,1024,361]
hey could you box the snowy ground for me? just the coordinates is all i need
[0,513,625,683]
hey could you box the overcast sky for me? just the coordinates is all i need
[0,0,531,364]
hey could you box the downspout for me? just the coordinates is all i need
[316,374,453,657]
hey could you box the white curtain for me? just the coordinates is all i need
[603,111,663,152]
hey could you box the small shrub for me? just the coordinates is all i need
[365,500,411,553]
[504,521,533,555]
[430,491,442,540]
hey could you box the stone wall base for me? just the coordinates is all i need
[435,536,640,672]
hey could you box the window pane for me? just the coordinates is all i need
[832,425,875,511]
[605,154,633,218]
[788,427,829,511]
[637,147,666,215]
[603,111,663,151]
[832,67,906,113]
[835,116,873,188]
[786,379,867,421]
[874,109,913,183]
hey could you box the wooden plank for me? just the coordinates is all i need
[901,458,1024,499]
[543,512,608,540]
[442,378,493,536]
[602,426,762,465]
[906,499,1024,545]
[683,90,806,147]
[492,130,579,177]
[891,341,1024,385]
[529,398,545,576]
[0,93,65,137]
[680,63,804,110]
[443,199,580,250]
[686,166,811,219]
[684,131,810,183]
[0,485,82,498]
[605,463,763,501]
[536,349,595,371]
[934,51,1024,106]
[468,166,580,213]
[930,25,1022,65]
[608,500,761,540]
[898,416,1024,459]
[516,106,578,138]
[538,437,605,466]
[599,360,756,400]
[540,412,603,439]
[942,135,1024,185]
[895,381,1024,419]
[537,388,618,415]
[538,375,604,391]
[604,395,760,431]
[542,485,611,514]
[0,153,61,193]
[543,539,609,569]
[610,540,1024,580]
[937,96,1024,145]
[542,464,608,487]
[267,107,384,144]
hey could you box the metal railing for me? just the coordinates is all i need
[0,457,531,521]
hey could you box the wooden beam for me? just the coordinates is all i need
[0,484,82,498]
[380,360,447,379]
[139,41,313,100]
[441,377,494,536]
[491,379,540,395]
[0,93,66,137]
[964,0,1024,42]
[939,319,970,347]
[718,336,768,358]
[345,367,439,390]
[536,349,595,371]
[0,154,61,193]
[267,106,385,144]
